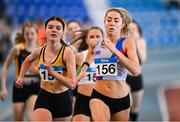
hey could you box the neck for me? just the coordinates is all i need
[108,34,121,44]
[25,41,36,52]
[47,40,62,53]
[135,36,141,41]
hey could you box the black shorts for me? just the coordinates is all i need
[126,74,144,92]
[34,88,73,118]
[71,85,78,97]
[12,82,40,102]
[73,92,91,117]
[91,89,130,114]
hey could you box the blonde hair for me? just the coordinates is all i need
[22,22,38,36]
[16,22,38,44]
[105,7,132,36]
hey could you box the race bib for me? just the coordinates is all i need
[95,58,118,76]
[79,67,96,84]
[39,64,63,82]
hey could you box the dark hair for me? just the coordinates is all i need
[45,16,67,46]
[70,29,88,52]
[132,20,143,37]
[67,19,81,27]
[15,32,24,44]
[45,16,66,31]
[70,26,103,52]
[87,26,104,37]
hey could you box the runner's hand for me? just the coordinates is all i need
[0,88,7,101]
[15,79,24,88]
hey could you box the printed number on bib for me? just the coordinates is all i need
[79,67,96,84]
[39,64,63,82]
[86,73,96,82]
[86,67,96,82]
[95,58,118,76]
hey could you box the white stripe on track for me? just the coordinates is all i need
[157,80,180,121]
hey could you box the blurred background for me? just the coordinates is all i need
[0,0,180,121]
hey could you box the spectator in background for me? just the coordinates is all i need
[126,20,147,121]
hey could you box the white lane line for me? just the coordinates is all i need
[157,80,180,121]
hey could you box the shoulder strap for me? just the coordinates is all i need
[111,38,126,58]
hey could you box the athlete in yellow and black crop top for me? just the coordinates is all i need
[38,45,67,84]
[16,43,40,83]
[34,43,76,119]
[12,42,40,103]
[16,17,77,121]
[15,43,29,77]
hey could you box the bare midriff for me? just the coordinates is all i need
[94,80,129,98]
[78,84,95,96]
[41,81,69,93]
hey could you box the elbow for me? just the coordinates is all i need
[135,67,141,76]
[69,83,76,90]
[69,79,78,90]
[132,66,141,76]
[71,84,77,90]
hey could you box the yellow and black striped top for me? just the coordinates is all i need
[38,45,67,83]
[15,43,30,77]
[15,43,40,84]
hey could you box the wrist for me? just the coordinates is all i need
[49,69,55,76]
[18,77,23,81]
[1,86,6,90]
[82,62,90,68]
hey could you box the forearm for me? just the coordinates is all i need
[139,49,147,63]
[85,58,93,65]
[51,71,77,89]
[1,57,13,89]
[139,52,147,64]
[137,39,147,63]
[77,50,93,79]
[78,64,88,80]
[18,58,32,79]
[114,48,141,76]
[29,62,39,74]
[85,49,94,64]
[1,68,8,89]
[137,46,146,64]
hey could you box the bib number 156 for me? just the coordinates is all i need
[96,63,117,76]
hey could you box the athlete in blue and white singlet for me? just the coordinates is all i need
[78,8,141,121]
[94,38,128,81]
